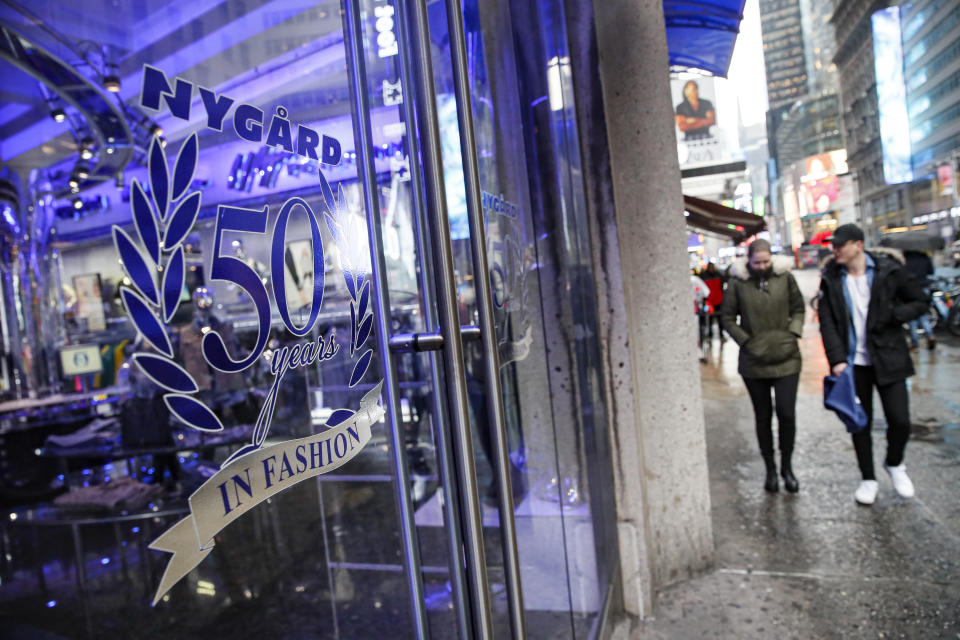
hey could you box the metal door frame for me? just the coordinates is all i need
[340,0,526,637]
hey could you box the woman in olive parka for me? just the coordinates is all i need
[722,239,805,493]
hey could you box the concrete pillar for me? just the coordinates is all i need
[567,0,714,617]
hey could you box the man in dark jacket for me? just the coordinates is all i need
[819,224,928,506]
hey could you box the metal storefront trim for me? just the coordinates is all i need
[394,0,473,635]
[341,1,429,637]
[405,0,494,636]
[442,0,527,636]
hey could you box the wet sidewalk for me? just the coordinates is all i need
[633,269,960,639]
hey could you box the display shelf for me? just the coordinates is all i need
[36,429,251,461]
[0,385,131,428]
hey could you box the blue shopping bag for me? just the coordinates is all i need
[823,366,868,433]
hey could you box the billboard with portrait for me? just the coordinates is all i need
[672,75,722,167]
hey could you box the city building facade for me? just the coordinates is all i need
[801,0,841,93]
[774,93,844,172]
[760,0,810,107]
[761,0,847,248]
[832,0,960,242]
[759,0,810,178]
[902,0,960,237]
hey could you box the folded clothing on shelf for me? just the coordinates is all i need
[53,476,163,511]
[178,458,221,495]
[45,417,119,448]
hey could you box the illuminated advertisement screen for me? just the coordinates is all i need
[939,164,955,195]
[800,151,848,214]
[872,7,913,184]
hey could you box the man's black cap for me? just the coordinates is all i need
[831,224,864,246]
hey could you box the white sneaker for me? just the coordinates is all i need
[855,480,879,505]
[884,463,915,498]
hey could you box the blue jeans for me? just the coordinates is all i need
[907,312,934,346]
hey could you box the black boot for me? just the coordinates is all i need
[780,452,799,493]
[762,454,778,493]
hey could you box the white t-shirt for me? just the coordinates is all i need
[847,274,871,365]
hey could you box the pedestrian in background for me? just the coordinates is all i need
[691,270,710,308]
[818,224,929,505]
[722,239,805,493]
[903,249,936,350]
[701,262,726,342]
[691,270,710,332]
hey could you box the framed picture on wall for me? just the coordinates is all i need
[283,240,316,319]
[73,273,107,332]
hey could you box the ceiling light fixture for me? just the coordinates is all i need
[79,136,95,160]
[51,107,66,122]
[103,74,121,92]
[101,45,122,93]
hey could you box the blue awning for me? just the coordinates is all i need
[664,0,746,77]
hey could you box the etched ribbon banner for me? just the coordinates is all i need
[149,382,384,604]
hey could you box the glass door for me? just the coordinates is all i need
[344,0,621,637]
[0,0,618,638]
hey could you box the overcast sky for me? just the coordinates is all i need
[720,0,769,128]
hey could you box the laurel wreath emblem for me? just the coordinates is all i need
[316,172,376,426]
[113,136,376,459]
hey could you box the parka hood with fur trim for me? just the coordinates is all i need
[728,255,795,281]
[820,246,905,272]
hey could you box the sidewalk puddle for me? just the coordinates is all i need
[912,421,960,458]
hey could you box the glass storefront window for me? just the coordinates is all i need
[0,1,618,638]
